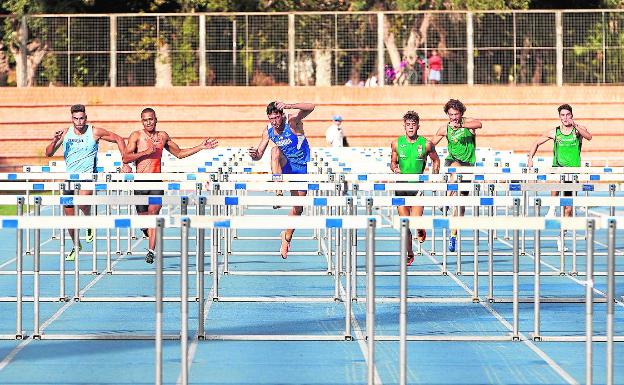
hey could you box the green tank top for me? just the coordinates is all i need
[553,126,581,167]
[446,124,476,165]
[397,135,427,174]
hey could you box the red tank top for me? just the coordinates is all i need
[135,130,164,173]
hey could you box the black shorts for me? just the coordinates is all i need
[444,158,474,167]
[395,190,423,197]
[135,182,164,213]
[562,181,574,197]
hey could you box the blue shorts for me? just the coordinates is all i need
[282,161,307,175]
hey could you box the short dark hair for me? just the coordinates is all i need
[557,104,573,115]
[266,101,283,115]
[443,99,466,115]
[141,107,156,116]
[70,104,85,114]
[403,111,420,124]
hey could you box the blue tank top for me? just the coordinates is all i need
[63,124,98,173]
[267,118,310,166]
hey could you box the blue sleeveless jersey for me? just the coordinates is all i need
[63,124,98,173]
[267,120,310,174]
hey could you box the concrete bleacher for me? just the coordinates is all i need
[0,86,622,169]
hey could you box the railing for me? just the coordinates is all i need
[1,10,623,87]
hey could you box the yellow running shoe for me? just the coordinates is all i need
[66,244,82,262]
[86,229,94,243]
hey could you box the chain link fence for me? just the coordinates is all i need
[0,10,622,87]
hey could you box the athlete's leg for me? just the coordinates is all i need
[63,205,79,247]
[144,204,162,251]
[271,146,288,174]
[412,205,426,243]
[78,189,93,216]
[280,189,306,259]
[546,190,559,217]
[397,205,414,259]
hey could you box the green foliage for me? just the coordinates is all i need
[170,16,199,85]
[40,53,59,84]
[71,55,88,86]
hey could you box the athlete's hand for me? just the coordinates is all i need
[121,164,132,173]
[391,165,400,174]
[275,101,289,111]
[248,147,262,161]
[201,138,218,150]
[144,139,156,156]
[52,130,64,142]
[527,158,533,168]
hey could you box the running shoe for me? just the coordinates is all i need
[145,250,155,264]
[140,228,149,238]
[65,244,82,262]
[280,231,291,259]
[556,237,568,252]
[86,228,94,243]
[406,254,415,266]
[416,229,427,243]
[448,235,457,252]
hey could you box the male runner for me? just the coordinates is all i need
[391,111,440,266]
[123,108,218,264]
[431,99,482,252]
[248,101,315,259]
[45,104,131,261]
[527,104,592,251]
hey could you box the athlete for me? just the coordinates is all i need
[45,104,131,261]
[431,99,482,252]
[391,111,440,266]
[527,104,592,251]
[248,101,315,259]
[123,108,218,264]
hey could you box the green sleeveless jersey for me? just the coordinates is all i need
[397,135,427,174]
[446,124,476,165]
[553,126,581,167]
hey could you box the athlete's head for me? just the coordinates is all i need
[557,104,573,127]
[403,110,420,138]
[266,101,285,129]
[70,104,87,130]
[141,107,157,132]
[444,99,466,125]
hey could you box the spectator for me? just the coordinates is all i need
[325,115,345,147]
[428,50,443,85]
[384,65,396,85]
[365,71,378,87]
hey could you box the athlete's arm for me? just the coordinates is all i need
[427,141,440,174]
[93,127,129,159]
[122,131,154,164]
[45,128,67,157]
[390,140,400,173]
[527,130,555,168]
[430,125,446,146]
[248,128,270,161]
[573,122,592,141]
[277,102,315,122]
[165,133,218,159]
[461,117,482,130]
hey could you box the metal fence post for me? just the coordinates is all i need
[399,218,408,385]
[556,11,563,86]
[33,197,41,339]
[366,218,376,385]
[155,217,164,385]
[288,13,295,86]
[606,219,615,385]
[110,15,117,87]
[16,197,24,339]
[585,219,595,385]
[199,14,206,86]
[377,12,385,87]
[512,198,520,341]
[180,217,190,385]
[466,12,474,86]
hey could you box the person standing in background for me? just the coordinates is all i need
[428,50,443,85]
[325,115,345,147]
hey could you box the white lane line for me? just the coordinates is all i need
[491,233,624,309]
[0,238,141,372]
[421,248,580,385]
[330,239,383,385]
[0,237,55,270]
[177,263,217,385]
